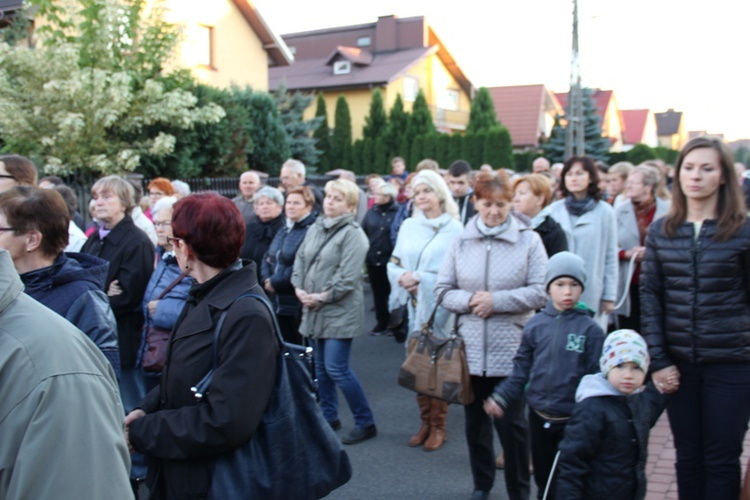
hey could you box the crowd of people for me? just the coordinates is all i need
[0,136,749,499]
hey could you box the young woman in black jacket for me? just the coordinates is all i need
[641,136,750,500]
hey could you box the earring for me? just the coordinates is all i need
[184,262,190,271]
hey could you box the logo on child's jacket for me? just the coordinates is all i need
[566,334,586,353]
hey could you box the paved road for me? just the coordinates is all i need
[325,288,532,500]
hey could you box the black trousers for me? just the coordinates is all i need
[528,409,568,499]
[277,309,303,346]
[616,284,641,332]
[367,264,391,331]
[464,375,530,499]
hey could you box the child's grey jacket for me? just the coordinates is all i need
[555,373,665,500]
[491,299,604,417]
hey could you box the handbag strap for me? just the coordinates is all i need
[301,224,347,284]
[155,272,188,301]
[191,290,284,400]
[422,287,451,332]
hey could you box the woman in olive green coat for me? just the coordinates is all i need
[292,178,376,445]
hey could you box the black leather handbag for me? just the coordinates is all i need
[193,291,352,499]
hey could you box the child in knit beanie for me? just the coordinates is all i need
[555,329,665,499]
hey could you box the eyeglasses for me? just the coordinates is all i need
[166,236,182,245]
[153,221,172,227]
[0,175,15,180]
[0,227,16,231]
[149,191,166,197]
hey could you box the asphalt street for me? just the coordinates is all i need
[325,287,536,500]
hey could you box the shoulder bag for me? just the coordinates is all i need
[397,289,474,405]
[191,291,352,499]
[141,272,187,373]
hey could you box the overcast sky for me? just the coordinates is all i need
[254,0,749,141]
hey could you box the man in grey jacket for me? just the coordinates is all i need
[0,249,132,499]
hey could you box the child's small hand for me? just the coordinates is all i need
[483,398,505,419]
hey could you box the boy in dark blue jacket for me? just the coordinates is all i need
[484,251,604,498]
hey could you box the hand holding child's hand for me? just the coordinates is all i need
[652,365,680,394]
[483,398,504,419]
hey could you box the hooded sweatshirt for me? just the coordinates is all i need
[491,299,604,417]
[20,252,120,376]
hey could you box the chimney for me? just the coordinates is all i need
[375,15,398,52]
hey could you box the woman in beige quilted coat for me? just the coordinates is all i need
[436,171,548,500]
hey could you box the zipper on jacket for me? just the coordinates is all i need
[690,223,704,363]
[483,237,491,376]
[544,311,562,406]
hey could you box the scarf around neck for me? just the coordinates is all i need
[564,195,597,216]
[476,216,510,237]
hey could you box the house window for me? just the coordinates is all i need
[404,76,419,102]
[195,24,214,68]
[333,60,351,75]
[438,89,460,111]
[357,36,371,47]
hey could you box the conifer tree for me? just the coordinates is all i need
[330,95,352,169]
[484,126,514,169]
[313,93,331,171]
[386,94,409,160]
[466,87,499,134]
[274,82,321,169]
[363,88,388,139]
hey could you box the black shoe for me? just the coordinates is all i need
[328,419,341,430]
[471,490,489,500]
[341,424,377,445]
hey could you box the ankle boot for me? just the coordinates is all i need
[423,398,448,451]
[407,394,432,447]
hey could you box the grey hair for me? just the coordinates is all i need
[378,182,399,200]
[253,186,284,206]
[630,165,660,194]
[152,196,178,217]
[282,159,306,178]
[171,180,191,197]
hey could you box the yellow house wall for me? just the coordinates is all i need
[302,89,374,140]
[163,0,269,90]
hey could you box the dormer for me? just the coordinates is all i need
[325,46,373,75]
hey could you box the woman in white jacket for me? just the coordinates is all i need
[387,169,462,452]
[549,155,618,330]
[435,171,548,500]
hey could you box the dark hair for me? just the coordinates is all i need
[286,186,315,207]
[39,175,64,186]
[561,155,601,201]
[171,192,245,269]
[0,155,38,186]
[473,170,512,202]
[663,136,745,241]
[0,186,69,257]
[53,185,78,217]
[448,160,472,177]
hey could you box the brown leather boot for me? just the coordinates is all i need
[423,398,448,452]
[407,394,432,447]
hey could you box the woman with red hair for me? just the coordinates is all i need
[145,178,175,221]
[125,192,279,498]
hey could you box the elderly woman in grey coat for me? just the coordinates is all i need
[436,171,548,500]
[291,178,376,445]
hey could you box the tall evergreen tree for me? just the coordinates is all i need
[542,114,567,163]
[406,90,436,144]
[462,133,483,168]
[351,139,364,174]
[386,94,409,160]
[313,94,331,171]
[484,126,514,169]
[373,136,388,174]
[274,82,322,170]
[330,95,352,169]
[409,135,425,170]
[581,88,611,161]
[449,133,464,165]
[243,90,290,175]
[361,138,374,173]
[466,87,499,134]
[363,88,388,139]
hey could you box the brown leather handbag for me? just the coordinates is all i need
[397,291,473,405]
[141,272,187,373]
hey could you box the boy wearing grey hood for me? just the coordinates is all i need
[484,251,604,498]
[555,329,665,499]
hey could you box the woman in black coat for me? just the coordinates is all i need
[239,186,285,272]
[641,137,750,499]
[126,193,278,499]
[361,182,400,335]
[512,174,567,257]
[81,176,154,409]
[262,186,317,345]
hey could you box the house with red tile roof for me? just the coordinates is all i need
[655,109,687,150]
[486,84,563,150]
[620,109,658,150]
[555,89,624,152]
[269,15,474,141]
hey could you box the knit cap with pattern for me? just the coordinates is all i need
[599,329,650,375]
